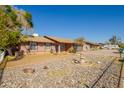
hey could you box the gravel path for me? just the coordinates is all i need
[0,49,122,88]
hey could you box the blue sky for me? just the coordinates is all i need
[16,5,124,43]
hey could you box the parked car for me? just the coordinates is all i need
[0,49,5,63]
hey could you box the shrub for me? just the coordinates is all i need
[119,43,124,48]
[68,47,76,53]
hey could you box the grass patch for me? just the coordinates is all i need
[6,56,16,61]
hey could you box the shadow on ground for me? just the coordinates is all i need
[113,51,120,54]
[119,59,124,62]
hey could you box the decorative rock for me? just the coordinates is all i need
[43,66,49,69]
[23,68,35,74]
[97,61,101,64]
[72,59,80,64]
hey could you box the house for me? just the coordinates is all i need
[84,41,101,50]
[20,35,101,55]
[20,35,76,55]
[74,40,101,52]
[44,36,75,53]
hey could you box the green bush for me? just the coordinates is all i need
[119,43,124,48]
[6,56,16,61]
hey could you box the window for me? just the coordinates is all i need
[60,44,65,51]
[30,42,37,50]
[45,43,51,50]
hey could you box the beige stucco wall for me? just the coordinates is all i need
[20,42,56,55]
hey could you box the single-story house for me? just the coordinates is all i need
[19,35,101,55]
[85,41,101,50]
[74,40,101,52]
[20,35,76,55]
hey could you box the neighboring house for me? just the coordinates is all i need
[85,41,101,50]
[44,36,75,53]
[75,40,101,52]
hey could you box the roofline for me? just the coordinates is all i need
[44,36,75,44]
[22,40,55,43]
[22,36,55,43]
[44,36,60,43]
[84,40,101,46]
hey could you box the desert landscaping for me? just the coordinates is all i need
[1,5,124,89]
[0,49,123,88]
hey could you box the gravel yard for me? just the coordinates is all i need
[93,61,122,88]
[0,49,122,88]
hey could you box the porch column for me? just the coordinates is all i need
[58,44,61,53]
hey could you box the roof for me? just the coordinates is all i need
[73,39,100,46]
[23,36,55,43]
[85,40,101,46]
[22,35,100,45]
[44,36,75,44]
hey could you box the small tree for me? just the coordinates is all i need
[118,43,124,48]
[74,37,85,51]
[0,5,33,56]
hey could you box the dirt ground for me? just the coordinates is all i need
[0,49,122,88]
[0,53,75,69]
[1,49,120,69]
